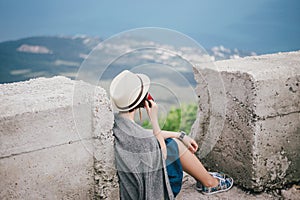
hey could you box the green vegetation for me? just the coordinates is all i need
[142,103,198,134]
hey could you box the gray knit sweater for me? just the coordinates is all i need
[113,114,174,200]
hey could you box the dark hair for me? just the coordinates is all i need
[128,93,148,113]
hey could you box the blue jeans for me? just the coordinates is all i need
[165,138,183,197]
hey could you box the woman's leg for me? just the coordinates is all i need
[173,138,218,187]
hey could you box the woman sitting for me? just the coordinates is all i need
[110,70,233,199]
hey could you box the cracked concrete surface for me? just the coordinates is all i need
[191,51,300,191]
[0,76,96,199]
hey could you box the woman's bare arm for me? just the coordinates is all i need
[144,100,167,159]
[146,129,180,139]
[160,130,181,139]
[146,129,198,154]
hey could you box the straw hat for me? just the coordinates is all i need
[110,70,150,112]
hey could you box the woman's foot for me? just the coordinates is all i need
[195,172,225,191]
[195,172,233,195]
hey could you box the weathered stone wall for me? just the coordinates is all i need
[0,76,118,199]
[92,86,119,199]
[191,51,300,191]
[0,51,299,198]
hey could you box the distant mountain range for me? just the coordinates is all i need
[0,36,257,84]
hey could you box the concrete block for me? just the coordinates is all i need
[192,51,300,191]
[254,112,300,189]
[0,106,91,158]
[93,86,119,199]
[0,76,116,199]
[0,140,94,199]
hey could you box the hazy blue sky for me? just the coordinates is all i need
[0,0,299,53]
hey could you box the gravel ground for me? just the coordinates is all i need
[176,174,300,200]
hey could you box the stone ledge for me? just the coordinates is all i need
[192,50,300,191]
[0,76,117,199]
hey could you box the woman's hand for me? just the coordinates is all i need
[145,100,167,159]
[145,100,158,123]
[181,135,198,154]
[145,100,160,134]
